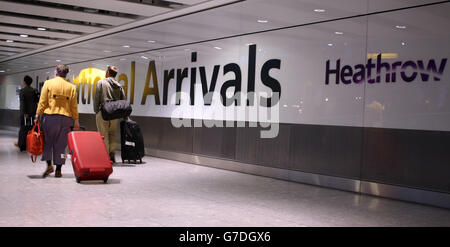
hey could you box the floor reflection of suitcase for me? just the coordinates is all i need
[120,119,144,164]
[68,130,113,183]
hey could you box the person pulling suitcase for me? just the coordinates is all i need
[35,64,80,178]
[15,75,38,151]
[93,65,127,164]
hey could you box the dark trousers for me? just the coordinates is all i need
[17,115,33,147]
[40,114,73,165]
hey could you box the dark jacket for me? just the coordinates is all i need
[20,85,38,116]
[93,77,126,114]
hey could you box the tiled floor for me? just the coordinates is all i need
[0,129,449,226]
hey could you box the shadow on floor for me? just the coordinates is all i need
[27,174,120,184]
[78,178,121,185]
[27,173,76,179]
[119,161,147,165]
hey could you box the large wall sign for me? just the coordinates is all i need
[1,4,449,133]
[326,54,447,85]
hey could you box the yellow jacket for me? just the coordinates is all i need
[36,76,79,119]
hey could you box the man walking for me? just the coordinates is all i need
[93,66,126,163]
[15,75,38,150]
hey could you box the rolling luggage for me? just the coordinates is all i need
[18,117,34,151]
[68,130,113,183]
[120,119,144,164]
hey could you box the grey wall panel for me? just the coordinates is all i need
[290,124,362,179]
[193,121,237,159]
[0,109,20,127]
[158,117,194,153]
[134,116,164,149]
[362,128,450,193]
[235,123,291,170]
[78,113,96,131]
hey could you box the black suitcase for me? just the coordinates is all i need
[18,117,34,152]
[120,119,144,164]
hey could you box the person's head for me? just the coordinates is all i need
[106,65,118,78]
[23,75,33,87]
[55,64,69,78]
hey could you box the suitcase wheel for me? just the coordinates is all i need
[76,177,81,183]
[103,178,108,183]
[139,159,142,164]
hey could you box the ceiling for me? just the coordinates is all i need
[0,0,208,59]
[0,0,447,75]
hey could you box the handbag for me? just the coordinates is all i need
[100,100,132,121]
[26,121,44,162]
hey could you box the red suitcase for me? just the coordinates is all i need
[67,131,113,183]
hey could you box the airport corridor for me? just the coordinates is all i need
[0,129,449,227]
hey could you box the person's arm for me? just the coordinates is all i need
[120,86,126,100]
[93,81,102,113]
[70,87,80,129]
[19,89,25,117]
[33,89,39,115]
[35,83,48,122]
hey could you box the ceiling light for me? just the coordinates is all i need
[328,43,333,46]
[6,40,14,43]
[246,43,255,46]
[20,34,28,38]
[141,56,148,60]
[37,27,46,31]
[103,50,111,53]
[314,9,326,12]
[395,25,406,29]
[334,31,343,35]
[147,40,156,43]
[214,46,222,50]
[257,19,268,23]
[122,45,130,48]
[56,59,61,62]
[120,58,126,60]
[0,70,5,73]
[401,41,406,46]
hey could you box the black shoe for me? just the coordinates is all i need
[43,165,54,178]
[109,153,116,163]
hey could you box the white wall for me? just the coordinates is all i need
[0,0,449,131]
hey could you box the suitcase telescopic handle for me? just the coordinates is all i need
[70,126,86,131]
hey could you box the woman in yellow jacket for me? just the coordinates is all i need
[35,64,80,178]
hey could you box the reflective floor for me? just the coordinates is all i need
[0,129,449,227]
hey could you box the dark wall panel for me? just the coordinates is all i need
[289,124,362,179]
[193,121,236,159]
[78,113,96,131]
[0,109,20,127]
[134,115,164,149]
[236,123,291,170]
[157,117,194,153]
[362,128,450,193]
